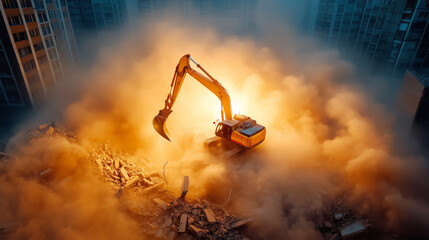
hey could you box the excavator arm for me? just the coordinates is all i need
[153,54,232,141]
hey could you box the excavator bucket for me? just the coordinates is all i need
[153,110,172,141]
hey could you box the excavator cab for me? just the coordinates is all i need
[215,120,239,139]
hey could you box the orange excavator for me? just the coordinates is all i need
[153,54,265,155]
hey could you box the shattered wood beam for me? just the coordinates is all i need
[179,214,188,233]
[181,176,189,200]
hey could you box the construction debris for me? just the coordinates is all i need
[0,122,412,240]
[88,142,164,194]
[334,213,343,221]
[39,168,54,180]
[181,176,189,199]
[179,214,188,232]
[230,217,252,229]
[341,221,366,239]
[203,209,216,224]
[28,122,77,142]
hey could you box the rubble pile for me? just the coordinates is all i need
[89,143,164,194]
[26,122,78,142]
[314,198,372,240]
[3,122,408,240]
[152,198,251,240]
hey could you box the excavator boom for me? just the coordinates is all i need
[153,54,232,141]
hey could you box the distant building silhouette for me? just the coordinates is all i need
[66,0,127,63]
[313,0,429,78]
[134,0,257,34]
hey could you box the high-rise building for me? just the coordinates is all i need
[0,0,79,107]
[314,0,429,78]
[390,0,429,77]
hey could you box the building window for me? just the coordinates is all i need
[33,42,44,51]
[37,12,48,22]
[33,0,44,9]
[2,0,18,8]
[20,0,32,8]
[24,14,36,22]
[41,24,51,36]
[45,38,54,48]
[12,32,28,42]
[22,60,36,72]
[7,15,23,26]
[29,29,40,37]
[419,12,428,18]
[18,46,32,57]
[399,22,409,31]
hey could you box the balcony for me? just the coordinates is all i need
[35,48,47,58]
[4,9,20,15]
[27,22,38,29]
[10,25,25,33]
[31,35,42,43]
[15,40,30,49]
[21,8,34,15]
[20,54,34,63]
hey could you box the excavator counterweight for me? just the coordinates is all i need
[153,54,266,151]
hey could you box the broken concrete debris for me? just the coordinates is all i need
[28,122,77,142]
[88,141,165,195]
[341,221,366,239]
[119,167,130,180]
[229,217,252,229]
[203,209,216,224]
[334,213,343,221]
[141,176,251,240]
[188,224,205,237]
[7,122,408,240]
[123,176,139,190]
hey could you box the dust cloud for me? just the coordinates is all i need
[1,19,429,239]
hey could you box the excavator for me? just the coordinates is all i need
[153,54,266,155]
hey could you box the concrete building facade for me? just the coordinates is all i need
[0,0,79,107]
